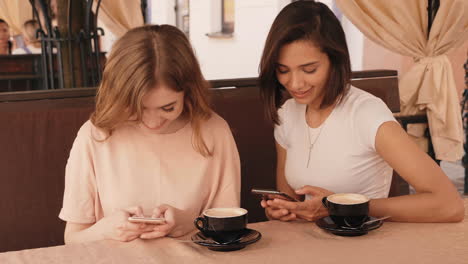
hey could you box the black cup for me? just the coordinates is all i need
[194,207,248,244]
[322,193,369,228]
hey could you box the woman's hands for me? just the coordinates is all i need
[64,204,186,244]
[96,204,185,241]
[261,199,298,221]
[261,186,333,222]
[140,204,183,239]
[97,206,155,242]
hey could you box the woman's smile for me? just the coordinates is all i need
[291,88,312,99]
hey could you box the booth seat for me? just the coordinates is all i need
[0,70,405,252]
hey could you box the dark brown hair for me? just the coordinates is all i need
[0,19,12,54]
[91,24,213,156]
[259,0,351,125]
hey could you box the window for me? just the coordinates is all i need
[175,0,190,35]
[222,0,234,34]
[206,0,234,38]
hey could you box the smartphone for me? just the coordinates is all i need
[251,188,299,202]
[128,216,166,224]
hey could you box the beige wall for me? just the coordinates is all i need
[363,38,468,100]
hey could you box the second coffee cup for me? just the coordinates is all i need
[322,193,369,228]
[194,207,248,244]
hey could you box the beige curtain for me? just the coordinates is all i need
[97,0,144,38]
[0,0,33,35]
[337,0,468,161]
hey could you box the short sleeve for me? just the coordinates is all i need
[169,115,241,238]
[209,118,241,209]
[354,98,397,151]
[274,102,290,149]
[58,121,97,224]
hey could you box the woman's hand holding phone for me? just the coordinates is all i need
[128,216,166,224]
[139,204,185,239]
[97,206,156,242]
[253,188,299,221]
[251,188,299,202]
[261,199,298,221]
[266,186,333,222]
[98,204,181,241]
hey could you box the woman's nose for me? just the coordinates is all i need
[288,72,305,91]
[145,116,164,129]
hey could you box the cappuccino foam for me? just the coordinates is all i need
[204,208,247,218]
[327,193,369,205]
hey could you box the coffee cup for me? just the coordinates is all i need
[322,193,369,228]
[194,207,248,244]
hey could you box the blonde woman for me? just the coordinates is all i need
[59,25,241,243]
[13,20,41,54]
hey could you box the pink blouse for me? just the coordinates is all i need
[59,113,241,236]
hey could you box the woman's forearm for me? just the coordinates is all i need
[64,221,106,244]
[369,192,465,223]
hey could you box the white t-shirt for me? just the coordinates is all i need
[12,45,41,55]
[274,86,397,199]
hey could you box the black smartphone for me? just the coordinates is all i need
[251,188,299,202]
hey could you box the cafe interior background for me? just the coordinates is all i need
[0,0,467,253]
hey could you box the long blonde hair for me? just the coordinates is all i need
[91,25,212,156]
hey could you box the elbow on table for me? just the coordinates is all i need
[450,199,465,222]
[63,230,82,245]
[63,226,87,245]
[63,234,73,245]
[440,196,465,223]
[63,228,80,245]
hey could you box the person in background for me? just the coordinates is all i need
[60,24,241,244]
[258,0,464,223]
[0,19,12,55]
[12,20,41,55]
